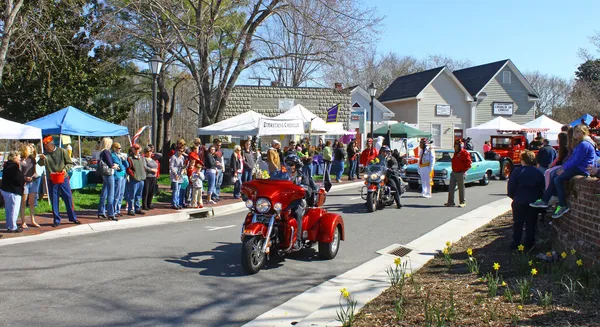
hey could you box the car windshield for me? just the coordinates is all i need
[492,138,511,149]
[436,152,453,162]
[366,164,386,174]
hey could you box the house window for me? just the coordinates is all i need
[431,123,442,148]
[503,71,512,84]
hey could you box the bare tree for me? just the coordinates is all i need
[525,71,572,117]
[0,0,24,84]
[552,81,600,123]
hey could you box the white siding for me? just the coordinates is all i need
[384,100,418,124]
[475,66,535,126]
[418,72,471,149]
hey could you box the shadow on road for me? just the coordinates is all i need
[323,202,367,214]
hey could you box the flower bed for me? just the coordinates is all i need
[345,212,600,327]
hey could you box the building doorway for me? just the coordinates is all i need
[431,124,442,148]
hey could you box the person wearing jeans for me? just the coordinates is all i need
[242,140,255,183]
[170,147,186,209]
[111,142,128,216]
[126,144,147,216]
[346,140,357,181]
[98,137,118,220]
[213,139,224,200]
[204,144,219,204]
[1,151,24,233]
[530,124,596,218]
[142,147,159,210]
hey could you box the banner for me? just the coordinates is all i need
[132,125,150,145]
[326,104,339,123]
[257,118,304,136]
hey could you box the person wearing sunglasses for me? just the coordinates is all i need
[111,142,129,218]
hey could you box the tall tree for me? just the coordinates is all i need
[0,0,25,84]
[524,71,572,117]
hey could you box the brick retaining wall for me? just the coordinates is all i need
[553,176,600,263]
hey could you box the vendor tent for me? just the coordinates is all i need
[372,123,431,138]
[0,117,43,140]
[523,115,563,145]
[466,117,526,153]
[198,110,267,136]
[274,104,352,135]
[26,106,129,136]
[569,113,594,127]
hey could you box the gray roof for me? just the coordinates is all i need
[377,67,444,102]
[453,59,509,96]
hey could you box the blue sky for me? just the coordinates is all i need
[371,0,599,80]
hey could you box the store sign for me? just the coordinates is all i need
[493,102,514,116]
[258,118,304,136]
[435,104,451,116]
[278,98,295,112]
[350,111,364,121]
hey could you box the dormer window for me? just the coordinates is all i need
[503,71,512,84]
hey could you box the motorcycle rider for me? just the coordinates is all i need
[380,146,403,209]
[282,154,317,250]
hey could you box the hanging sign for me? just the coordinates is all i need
[326,104,339,123]
[493,102,514,116]
[257,118,304,136]
[435,105,451,116]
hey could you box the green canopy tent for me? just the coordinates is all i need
[373,123,432,155]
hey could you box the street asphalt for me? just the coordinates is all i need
[0,180,508,327]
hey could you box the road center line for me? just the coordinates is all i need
[206,225,236,231]
[348,196,362,200]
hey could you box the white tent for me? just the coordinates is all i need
[523,115,563,145]
[274,104,352,135]
[466,117,526,153]
[0,117,43,140]
[197,110,267,136]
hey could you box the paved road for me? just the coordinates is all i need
[0,180,507,327]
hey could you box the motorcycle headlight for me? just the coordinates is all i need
[363,173,369,179]
[273,202,283,212]
[370,173,379,180]
[245,199,254,209]
[255,198,271,213]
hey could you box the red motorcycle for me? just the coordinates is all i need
[240,179,345,274]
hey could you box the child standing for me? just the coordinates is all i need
[190,163,205,208]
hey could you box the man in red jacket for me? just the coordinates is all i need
[445,139,472,208]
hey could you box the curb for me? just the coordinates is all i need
[0,181,364,247]
[242,197,512,327]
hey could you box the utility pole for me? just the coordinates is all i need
[268,66,293,86]
[249,76,270,86]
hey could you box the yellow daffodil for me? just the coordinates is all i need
[446,241,451,247]
[405,273,411,278]
[546,252,552,258]
[576,259,583,266]
[531,268,538,276]
[493,262,500,271]
[501,281,507,287]
[517,244,525,251]
[340,288,350,298]
[518,305,523,310]
[443,248,449,255]
[528,260,533,266]
[466,248,473,256]
[394,258,401,266]
[571,249,576,255]
[561,252,567,259]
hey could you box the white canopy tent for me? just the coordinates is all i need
[466,117,527,153]
[274,104,353,135]
[197,110,267,136]
[523,115,563,146]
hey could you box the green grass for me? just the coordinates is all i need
[158,174,234,193]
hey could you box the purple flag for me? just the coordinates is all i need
[326,104,339,123]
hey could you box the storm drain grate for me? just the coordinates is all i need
[388,246,412,257]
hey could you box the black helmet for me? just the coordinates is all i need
[284,154,303,168]
[380,146,391,153]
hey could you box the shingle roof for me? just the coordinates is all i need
[453,59,509,96]
[377,67,444,102]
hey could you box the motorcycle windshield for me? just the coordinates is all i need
[366,165,386,175]
[241,179,305,207]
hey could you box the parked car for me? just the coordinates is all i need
[402,150,501,190]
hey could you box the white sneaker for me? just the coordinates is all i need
[423,195,432,198]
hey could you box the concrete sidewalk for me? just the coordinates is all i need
[0,181,363,247]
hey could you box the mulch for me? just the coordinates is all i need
[353,212,600,327]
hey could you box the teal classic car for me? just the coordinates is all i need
[402,150,501,190]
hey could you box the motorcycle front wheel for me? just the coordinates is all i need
[366,192,376,213]
[241,236,266,274]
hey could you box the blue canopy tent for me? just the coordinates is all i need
[26,106,130,189]
[569,113,594,127]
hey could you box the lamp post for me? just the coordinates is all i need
[368,82,377,138]
[149,54,163,147]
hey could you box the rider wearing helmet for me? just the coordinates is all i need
[283,154,317,249]
[380,146,402,209]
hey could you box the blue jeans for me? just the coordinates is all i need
[48,176,78,224]
[98,175,115,217]
[233,177,242,198]
[171,182,182,207]
[126,180,144,213]
[1,190,21,231]
[541,168,585,207]
[242,169,253,183]
[334,160,344,181]
[114,177,126,213]
[348,159,357,179]
[302,163,313,178]
[215,169,223,197]
[206,170,217,196]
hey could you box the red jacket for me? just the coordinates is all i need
[452,149,472,173]
[359,148,378,166]
[187,152,200,177]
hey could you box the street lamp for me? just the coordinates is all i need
[149,54,163,147]
[368,82,377,138]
